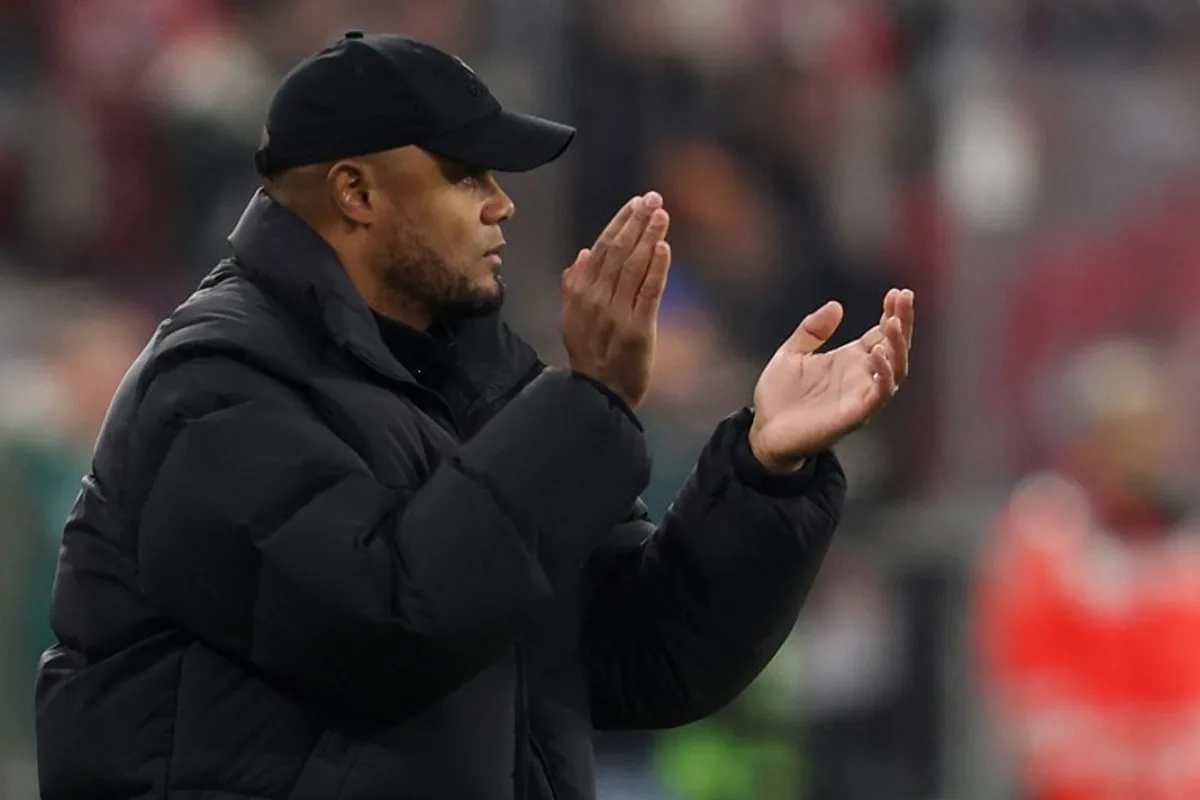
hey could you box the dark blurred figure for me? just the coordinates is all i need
[637,296,755,519]
[0,0,37,257]
[570,23,895,360]
[650,138,799,359]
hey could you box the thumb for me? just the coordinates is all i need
[562,248,591,286]
[785,301,844,354]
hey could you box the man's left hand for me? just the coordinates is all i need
[748,288,915,474]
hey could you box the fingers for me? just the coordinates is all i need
[865,342,897,411]
[865,286,914,372]
[785,301,844,354]
[615,206,670,306]
[562,248,590,283]
[580,198,637,284]
[896,288,915,352]
[880,289,894,326]
[885,315,908,383]
[858,324,885,353]
[593,193,659,296]
[633,241,672,323]
[880,287,914,346]
[600,199,638,243]
[837,287,913,426]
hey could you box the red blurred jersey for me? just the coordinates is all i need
[976,474,1200,800]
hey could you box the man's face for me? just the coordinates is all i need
[361,147,514,323]
[1091,407,1172,491]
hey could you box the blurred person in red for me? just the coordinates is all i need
[996,176,1200,475]
[975,338,1200,800]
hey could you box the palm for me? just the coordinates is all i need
[754,343,883,454]
[750,290,914,468]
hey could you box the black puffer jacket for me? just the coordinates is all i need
[35,190,846,800]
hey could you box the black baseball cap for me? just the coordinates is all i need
[254,31,576,177]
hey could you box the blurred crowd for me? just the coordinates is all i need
[0,0,1199,798]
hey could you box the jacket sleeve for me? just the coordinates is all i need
[132,357,648,718]
[581,408,846,730]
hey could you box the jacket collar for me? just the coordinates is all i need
[225,189,540,399]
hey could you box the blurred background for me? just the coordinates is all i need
[1,0,1199,798]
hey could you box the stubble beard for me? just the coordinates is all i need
[378,222,505,324]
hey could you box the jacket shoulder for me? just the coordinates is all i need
[110,264,317,434]
[152,262,315,378]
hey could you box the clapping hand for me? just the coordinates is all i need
[747,289,915,473]
[561,192,671,410]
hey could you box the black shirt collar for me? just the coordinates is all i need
[371,312,457,377]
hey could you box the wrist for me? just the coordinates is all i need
[747,425,807,475]
[570,371,642,429]
[568,368,638,409]
[732,412,820,497]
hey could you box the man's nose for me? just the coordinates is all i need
[483,176,515,224]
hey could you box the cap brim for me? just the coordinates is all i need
[419,109,576,173]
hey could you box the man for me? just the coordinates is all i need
[35,32,914,800]
[976,339,1198,800]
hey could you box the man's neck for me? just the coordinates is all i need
[362,291,431,332]
[336,255,432,331]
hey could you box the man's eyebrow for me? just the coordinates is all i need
[436,156,488,180]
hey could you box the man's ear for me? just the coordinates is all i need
[328,160,375,225]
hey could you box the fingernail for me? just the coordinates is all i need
[644,191,663,209]
[650,209,668,226]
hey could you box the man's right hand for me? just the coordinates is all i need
[561,192,672,410]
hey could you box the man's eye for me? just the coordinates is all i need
[458,169,490,187]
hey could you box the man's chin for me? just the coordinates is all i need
[437,282,505,321]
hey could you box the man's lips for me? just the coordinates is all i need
[484,242,506,265]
